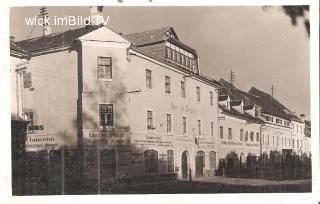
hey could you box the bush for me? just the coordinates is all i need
[216,151,311,181]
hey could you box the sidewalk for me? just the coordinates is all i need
[194,176,311,186]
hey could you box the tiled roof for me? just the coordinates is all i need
[218,79,252,106]
[124,26,173,46]
[218,95,228,101]
[230,100,242,106]
[248,87,300,121]
[219,105,263,124]
[16,25,104,53]
[244,104,254,110]
[10,41,29,58]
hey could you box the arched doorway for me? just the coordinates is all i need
[144,149,158,175]
[181,151,189,179]
[196,151,205,177]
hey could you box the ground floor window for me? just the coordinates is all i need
[209,151,216,169]
[144,149,158,175]
[167,150,174,173]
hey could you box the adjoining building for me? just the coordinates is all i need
[217,79,263,161]
[216,79,311,159]
[15,7,221,180]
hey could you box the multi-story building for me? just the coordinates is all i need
[216,79,311,158]
[15,7,221,179]
[217,79,263,161]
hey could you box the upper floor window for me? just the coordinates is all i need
[182,117,187,134]
[210,122,214,137]
[97,57,112,79]
[197,120,201,135]
[210,91,214,106]
[276,118,282,125]
[99,104,113,128]
[244,131,249,142]
[240,129,244,141]
[165,76,171,94]
[219,126,223,138]
[196,87,200,102]
[250,131,254,142]
[166,114,172,133]
[24,111,35,134]
[181,81,186,98]
[228,128,232,140]
[256,132,260,142]
[147,110,154,129]
[23,72,32,88]
[146,69,152,88]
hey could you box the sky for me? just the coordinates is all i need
[10,6,310,119]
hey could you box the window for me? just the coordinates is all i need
[268,135,270,145]
[144,150,158,175]
[276,118,282,125]
[277,136,279,145]
[166,114,172,133]
[23,72,32,88]
[273,136,275,146]
[263,134,265,144]
[210,92,213,106]
[209,151,216,169]
[182,117,187,134]
[296,125,298,133]
[24,111,35,134]
[165,76,171,94]
[99,104,113,128]
[244,131,248,142]
[210,122,214,137]
[250,131,254,142]
[196,87,200,102]
[166,48,172,59]
[292,139,295,148]
[240,129,244,141]
[228,128,232,140]
[256,132,260,142]
[181,81,186,97]
[97,57,112,79]
[176,53,180,63]
[285,138,287,146]
[147,110,154,129]
[281,137,283,146]
[146,69,152,88]
[197,120,201,135]
[219,126,223,138]
[297,139,299,148]
[167,150,174,173]
[289,138,291,146]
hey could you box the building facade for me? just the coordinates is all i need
[16,8,221,179]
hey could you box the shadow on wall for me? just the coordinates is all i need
[12,44,177,195]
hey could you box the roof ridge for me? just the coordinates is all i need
[124,26,172,36]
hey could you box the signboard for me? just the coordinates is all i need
[83,129,130,145]
[26,135,60,152]
[132,133,173,148]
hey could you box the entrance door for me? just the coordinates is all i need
[196,151,205,177]
[181,151,188,179]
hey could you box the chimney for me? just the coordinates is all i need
[10,36,15,42]
[90,6,104,25]
[300,114,305,121]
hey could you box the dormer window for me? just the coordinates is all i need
[165,42,195,70]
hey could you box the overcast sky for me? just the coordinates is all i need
[10,6,310,119]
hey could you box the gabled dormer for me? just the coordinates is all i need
[244,103,256,117]
[231,100,244,114]
[218,94,230,110]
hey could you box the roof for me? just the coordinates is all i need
[230,100,242,106]
[124,26,174,46]
[218,95,228,101]
[16,25,104,53]
[10,41,29,58]
[218,79,252,106]
[219,105,263,124]
[244,104,254,110]
[248,87,302,121]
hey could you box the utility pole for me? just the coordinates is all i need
[229,70,235,85]
[39,6,48,36]
[271,84,275,97]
